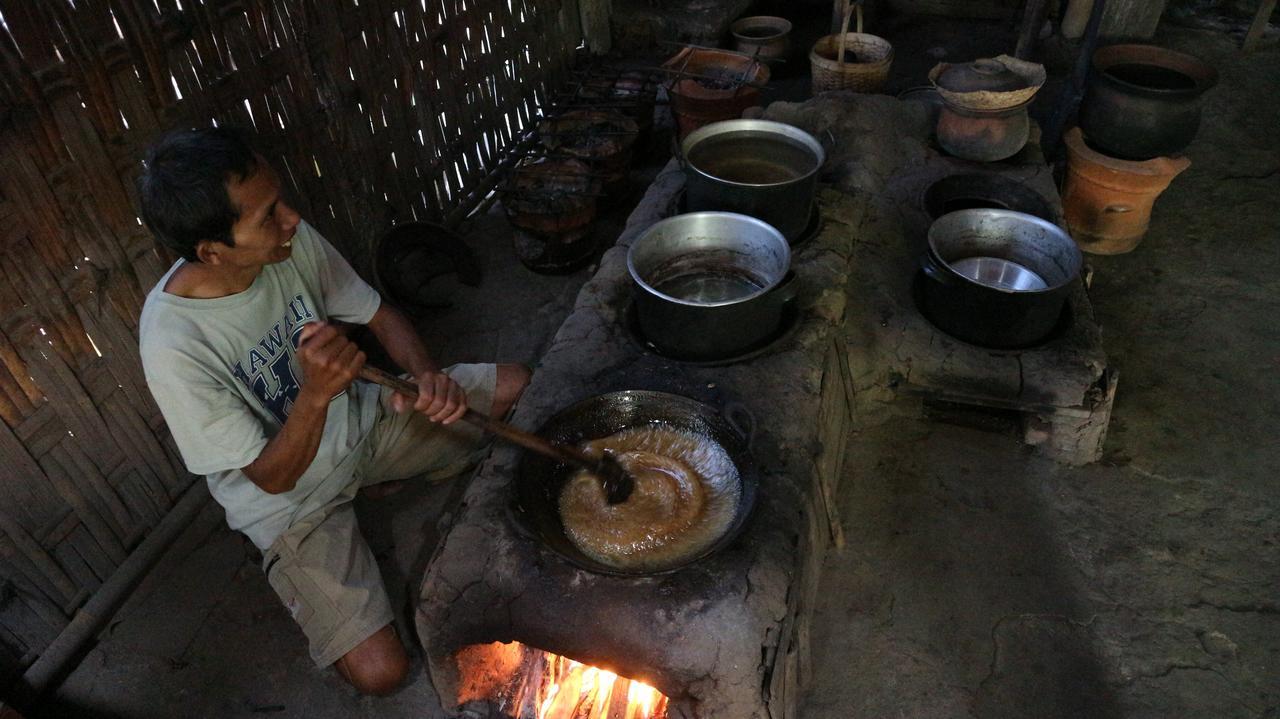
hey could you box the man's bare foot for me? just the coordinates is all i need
[360,479,407,499]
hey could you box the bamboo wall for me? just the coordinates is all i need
[0,0,581,687]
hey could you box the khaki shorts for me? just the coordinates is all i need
[262,363,496,667]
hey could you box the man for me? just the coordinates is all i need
[136,126,529,695]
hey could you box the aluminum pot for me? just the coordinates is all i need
[511,390,758,576]
[680,119,825,243]
[628,212,795,361]
[919,209,1083,349]
[1079,44,1218,161]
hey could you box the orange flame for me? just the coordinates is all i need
[527,651,668,719]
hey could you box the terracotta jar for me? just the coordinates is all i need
[929,56,1045,162]
[1062,128,1191,255]
[935,100,1030,162]
[662,47,769,140]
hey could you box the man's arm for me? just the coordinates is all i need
[364,303,467,424]
[241,323,365,494]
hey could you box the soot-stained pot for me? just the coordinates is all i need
[936,99,1031,163]
[1079,44,1218,161]
[919,209,1083,349]
[680,119,825,244]
[628,212,796,361]
[929,56,1044,162]
[923,172,1057,223]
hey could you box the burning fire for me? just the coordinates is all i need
[459,642,669,719]
[533,653,667,719]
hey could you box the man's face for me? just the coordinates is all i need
[216,157,301,268]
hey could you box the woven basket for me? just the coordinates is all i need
[810,2,893,94]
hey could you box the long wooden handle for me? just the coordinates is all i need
[356,365,602,473]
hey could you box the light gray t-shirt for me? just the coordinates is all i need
[139,220,382,549]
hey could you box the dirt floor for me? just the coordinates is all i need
[33,9,1280,719]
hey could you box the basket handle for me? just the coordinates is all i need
[836,1,864,68]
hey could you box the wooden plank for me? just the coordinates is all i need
[1244,0,1278,51]
[579,0,612,54]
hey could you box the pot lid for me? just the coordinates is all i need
[929,55,1046,111]
[941,58,1028,92]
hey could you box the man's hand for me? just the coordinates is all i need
[389,371,467,424]
[297,322,365,402]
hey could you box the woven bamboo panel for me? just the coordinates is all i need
[0,0,580,684]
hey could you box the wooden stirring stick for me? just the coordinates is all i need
[357,365,635,504]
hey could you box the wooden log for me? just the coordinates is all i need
[580,0,612,54]
[1015,0,1051,59]
[1244,0,1278,52]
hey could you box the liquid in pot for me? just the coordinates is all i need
[654,271,764,303]
[647,250,769,303]
[558,424,741,572]
[687,133,819,185]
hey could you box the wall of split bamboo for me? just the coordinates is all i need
[0,0,581,687]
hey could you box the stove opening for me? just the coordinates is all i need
[455,642,670,719]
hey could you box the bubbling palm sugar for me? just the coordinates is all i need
[559,424,740,571]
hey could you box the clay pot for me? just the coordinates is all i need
[1062,128,1191,255]
[936,100,1030,162]
[537,109,639,193]
[663,47,770,141]
[730,16,792,65]
[1079,44,1217,161]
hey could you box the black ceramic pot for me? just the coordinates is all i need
[1079,44,1218,161]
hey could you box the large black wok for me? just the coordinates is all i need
[511,390,758,576]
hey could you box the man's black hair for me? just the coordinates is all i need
[137,126,259,262]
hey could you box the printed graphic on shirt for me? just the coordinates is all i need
[230,294,316,425]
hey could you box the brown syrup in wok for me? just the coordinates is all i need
[559,425,741,571]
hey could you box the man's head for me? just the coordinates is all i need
[138,126,299,266]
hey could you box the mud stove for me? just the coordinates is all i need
[415,94,1114,718]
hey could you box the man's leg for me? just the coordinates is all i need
[492,363,531,420]
[361,363,531,491]
[263,503,408,696]
[333,624,409,695]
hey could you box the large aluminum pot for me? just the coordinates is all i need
[919,209,1083,349]
[680,119,825,243]
[628,212,795,361]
